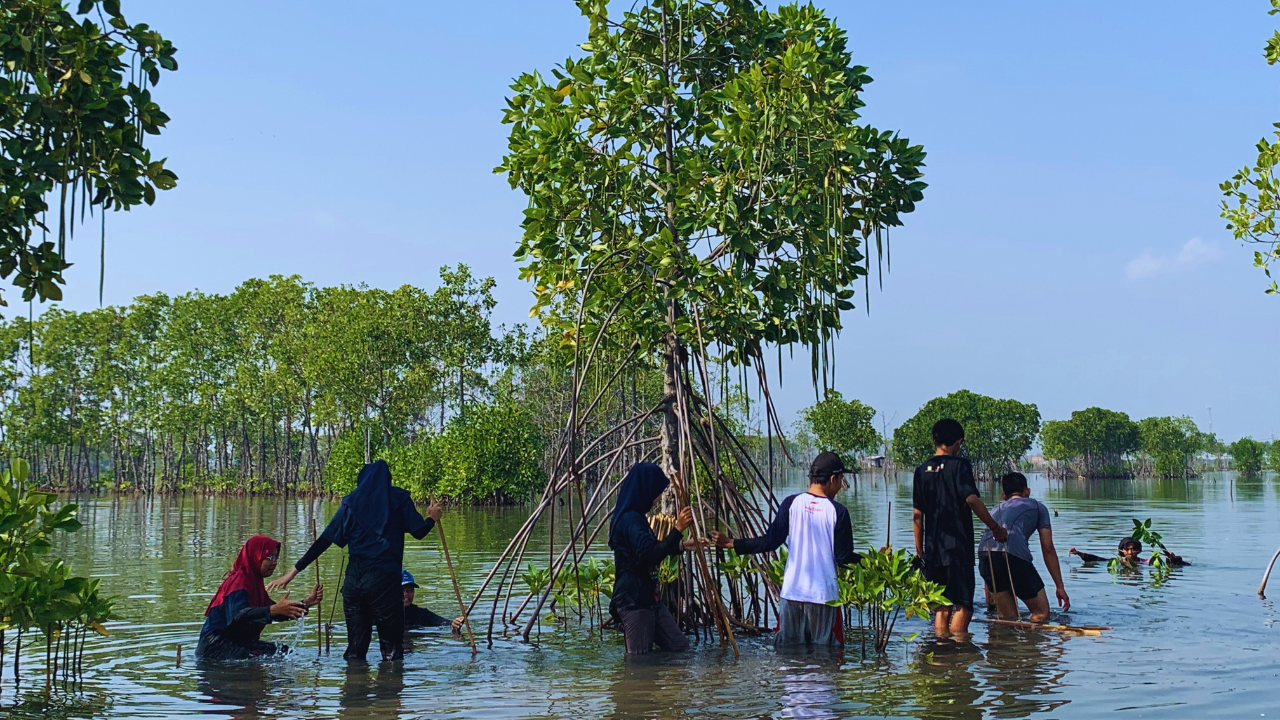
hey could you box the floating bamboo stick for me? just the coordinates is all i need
[979,618,1110,636]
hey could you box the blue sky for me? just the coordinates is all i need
[45,1,1280,441]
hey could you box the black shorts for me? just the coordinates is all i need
[979,551,1045,601]
[923,562,975,610]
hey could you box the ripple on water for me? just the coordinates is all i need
[2,474,1279,719]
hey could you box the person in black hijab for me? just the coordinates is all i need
[270,460,442,662]
[608,462,706,654]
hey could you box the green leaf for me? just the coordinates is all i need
[12,459,29,484]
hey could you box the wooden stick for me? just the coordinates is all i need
[326,550,346,655]
[979,618,1110,636]
[1260,545,1280,598]
[312,516,321,654]
[434,501,477,654]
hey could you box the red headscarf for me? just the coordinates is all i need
[205,534,279,616]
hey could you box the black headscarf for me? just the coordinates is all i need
[339,460,394,556]
[608,462,669,549]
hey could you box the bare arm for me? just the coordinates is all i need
[966,495,1008,543]
[912,508,924,557]
[1039,528,1070,611]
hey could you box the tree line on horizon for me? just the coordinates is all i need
[1,270,1271,499]
[798,391,1273,481]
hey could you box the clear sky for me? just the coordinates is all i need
[45,1,1280,442]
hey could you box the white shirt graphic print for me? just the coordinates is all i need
[781,494,839,604]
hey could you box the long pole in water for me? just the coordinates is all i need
[1259,545,1280,598]
[326,550,346,655]
[312,515,321,654]
[434,499,477,654]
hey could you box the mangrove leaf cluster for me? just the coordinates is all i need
[0,0,178,304]
[0,459,112,682]
[797,390,879,461]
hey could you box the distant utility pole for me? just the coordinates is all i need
[1207,406,1213,436]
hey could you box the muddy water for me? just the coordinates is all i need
[0,472,1276,719]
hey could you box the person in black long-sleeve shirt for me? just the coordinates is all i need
[197,534,321,660]
[400,570,464,630]
[608,462,706,654]
[712,452,862,648]
[271,460,442,661]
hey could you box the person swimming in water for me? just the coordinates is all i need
[1069,538,1189,568]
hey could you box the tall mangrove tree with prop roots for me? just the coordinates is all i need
[470,0,926,648]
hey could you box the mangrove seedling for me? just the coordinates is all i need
[1109,518,1176,576]
[0,458,111,681]
[829,547,949,657]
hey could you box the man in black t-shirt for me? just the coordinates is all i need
[912,418,1007,637]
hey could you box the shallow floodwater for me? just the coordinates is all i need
[1,471,1278,719]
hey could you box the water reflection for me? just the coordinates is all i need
[1,471,1276,719]
[336,664,405,720]
[981,625,1067,718]
[776,655,843,720]
[606,659,671,719]
[910,639,983,720]
[197,662,272,720]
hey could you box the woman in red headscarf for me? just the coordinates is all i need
[196,535,323,660]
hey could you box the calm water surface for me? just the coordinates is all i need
[1,472,1278,719]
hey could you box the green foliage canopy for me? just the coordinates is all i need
[1039,407,1138,478]
[1136,416,1202,478]
[0,267,527,497]
[0,0,178,303]
[1219,0,1280,293]
[1228,436,1266,475]
[359,393,548,505]
[891,389,1040,480]
[500,0,926,375]
[799,390,878,459]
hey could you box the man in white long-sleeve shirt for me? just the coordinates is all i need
[711,452,863,647]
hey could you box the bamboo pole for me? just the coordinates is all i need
[311,516,321,654]
[1259,546,1280,598]
[979,618,1109,636]
[434,503,477,654]
[326,550,346,655]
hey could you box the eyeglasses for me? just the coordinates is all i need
[265,553,280,562]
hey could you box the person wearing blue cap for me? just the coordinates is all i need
[401,570,464,630]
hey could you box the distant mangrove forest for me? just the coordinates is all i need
[0,273,1267,500]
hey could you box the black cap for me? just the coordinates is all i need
[809,451,848,480]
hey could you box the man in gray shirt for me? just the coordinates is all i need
[978,472,1070,623]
